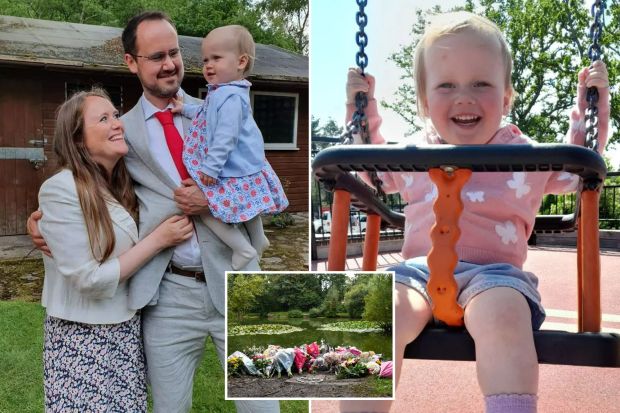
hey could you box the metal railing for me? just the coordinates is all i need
[311,171,620,245]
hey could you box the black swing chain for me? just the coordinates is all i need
[584,0,606,153]
[341,0,385,197]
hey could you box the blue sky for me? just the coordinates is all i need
[310,0,618,168]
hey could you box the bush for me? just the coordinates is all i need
[288,309,304,318]
[344,282,370,318]
[308,307,322,318]
[270,212,295,228]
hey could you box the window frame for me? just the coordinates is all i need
[251,90,299,151]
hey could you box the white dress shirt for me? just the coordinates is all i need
[140,92,202,268]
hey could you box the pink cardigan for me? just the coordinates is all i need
[348,100,598,269]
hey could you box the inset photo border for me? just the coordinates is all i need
[225,271,395,401]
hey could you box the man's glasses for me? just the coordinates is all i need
[132,48,181,63]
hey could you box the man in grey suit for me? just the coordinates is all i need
[31,11,279,413]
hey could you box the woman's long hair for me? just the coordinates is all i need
[53,88,138,263]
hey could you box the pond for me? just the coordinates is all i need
[228,317,392,359]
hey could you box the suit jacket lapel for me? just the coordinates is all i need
[124,104,178,190]
[107,200,139,244]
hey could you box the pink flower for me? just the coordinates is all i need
[306,342,319,358]
[379,361,393,378]
[349,347,362,356]
[294,347,306,373]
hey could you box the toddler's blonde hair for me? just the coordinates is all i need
[209,24,256,75]
[413,11,515,118]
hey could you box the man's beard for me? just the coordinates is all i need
[145,68,183,98]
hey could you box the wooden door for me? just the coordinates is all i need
[0,74,45,235]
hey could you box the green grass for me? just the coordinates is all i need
[0,301,308,413]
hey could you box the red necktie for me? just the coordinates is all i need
[154,110,190,180]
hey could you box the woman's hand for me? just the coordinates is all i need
[152,215,194,248]
[346,68,376,104]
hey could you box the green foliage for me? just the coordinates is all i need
[227,274,266,321]
[0,0,306,54]
[0,302,44,412]
[307,307,322,318]
[287,309,304,318]
[384,0,620,147]
[320,285,340,318]
[255,0,309,54]
[369,377,394,397]
[336,362,369,379]
[260,274,323,312]
[270,212,295,228]
[343,281,371,319]
[363,274,393,332]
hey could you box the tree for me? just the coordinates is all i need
[384,0,619,147]
[0,0,304,54]
[321,285,341,318]
[227,274,266,321]
[255,0,309,54]
[263,274,322,312]
[343,281,370,318]
[363,273,393,333]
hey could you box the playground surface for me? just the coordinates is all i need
[311,246,620,412]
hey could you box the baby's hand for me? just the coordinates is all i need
[198,172,217,186]
[573,60,610,151]
[346,68,376,104]
[169,94,184,114]
[576,60,609,116]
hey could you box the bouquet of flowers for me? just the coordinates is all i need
[251,354,272,376]
[227,355,242,377]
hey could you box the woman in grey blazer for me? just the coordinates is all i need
[39,88,193,412]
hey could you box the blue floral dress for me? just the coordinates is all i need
[43,314,147,412]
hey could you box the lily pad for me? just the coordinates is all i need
[229,324,304,336]
[317,321,383,333]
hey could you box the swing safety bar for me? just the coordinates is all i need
[313,143,620,367]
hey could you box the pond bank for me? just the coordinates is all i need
[228,374,392,398]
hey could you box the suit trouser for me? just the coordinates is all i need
[142,272,280,413]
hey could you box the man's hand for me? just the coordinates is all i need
[27,210,52,257]
[174,179,211,215]
[198,172,217,187]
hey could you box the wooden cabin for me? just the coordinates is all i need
[0,15,308,235]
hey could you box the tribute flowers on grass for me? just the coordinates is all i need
[226,341,393,380]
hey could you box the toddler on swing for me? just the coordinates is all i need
[173,25,288,270]
[342,11,609,413]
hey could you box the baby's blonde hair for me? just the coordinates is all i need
[413,11,515,118]
[209,24,256,75]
